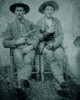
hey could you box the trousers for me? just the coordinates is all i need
[36,46,65,84]
[13,48,35,86]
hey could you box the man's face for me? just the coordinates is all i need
[43,6,54,19]
[14,7,25,19]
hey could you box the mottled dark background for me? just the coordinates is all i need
[0,0,80,84]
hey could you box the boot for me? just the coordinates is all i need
[15,88,25,100]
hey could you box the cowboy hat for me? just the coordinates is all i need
[39,1,59,13]
[10,3,30,14]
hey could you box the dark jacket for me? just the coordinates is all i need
[3,18,41,49]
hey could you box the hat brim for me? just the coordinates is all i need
[10,3,30,14]
[73,36,80,47]
[39,1,59,14]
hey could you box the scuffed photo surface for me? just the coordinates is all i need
[0,0,80,100]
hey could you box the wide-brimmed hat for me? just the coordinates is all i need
[10,3,30,14]
[39,1,59,14]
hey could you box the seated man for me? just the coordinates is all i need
[36,0,66,91]
[3,3,41,90]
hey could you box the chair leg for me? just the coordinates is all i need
[39,54,44,81]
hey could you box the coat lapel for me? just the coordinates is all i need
[13,18,30,39]
[42,17,57,32]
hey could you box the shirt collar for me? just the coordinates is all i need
[15,17,25,24]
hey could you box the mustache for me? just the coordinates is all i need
[47,13,51,15]
[17,14,22,16]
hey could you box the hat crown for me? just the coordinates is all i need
[39,0,59,14]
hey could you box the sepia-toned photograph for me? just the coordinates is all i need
[0,0,80,100]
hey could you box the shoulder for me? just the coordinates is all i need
[25,19,35,25]
[8,19,16,28]
[52,17,62,26]
[5,21,13,31]
[52,17,61,23]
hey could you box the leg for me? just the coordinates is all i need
[17,50,35,82]
[13,48,24,70]
[13,49,35,86]
[52,47,65,84]
[43,48,65,89]
[42,48,55,80]
[50,62,65,84]
[23,50,35,79]
[13,48,25,87]
[13,49,34,100]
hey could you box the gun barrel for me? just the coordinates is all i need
[21,28,37,37]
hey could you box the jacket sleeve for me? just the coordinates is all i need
[36,20,44,40]
[27,22,42,48]
[36,20,55,41]
[27,27,42,48]
[3,23,16,48]
[52,20,64,48]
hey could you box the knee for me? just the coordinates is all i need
[54,48,65,60]
[24,51,35,64]
[43,49,53,57]
[24,57,34,65]
[13,49,22,59]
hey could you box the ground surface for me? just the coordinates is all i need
[0,65,80,100]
